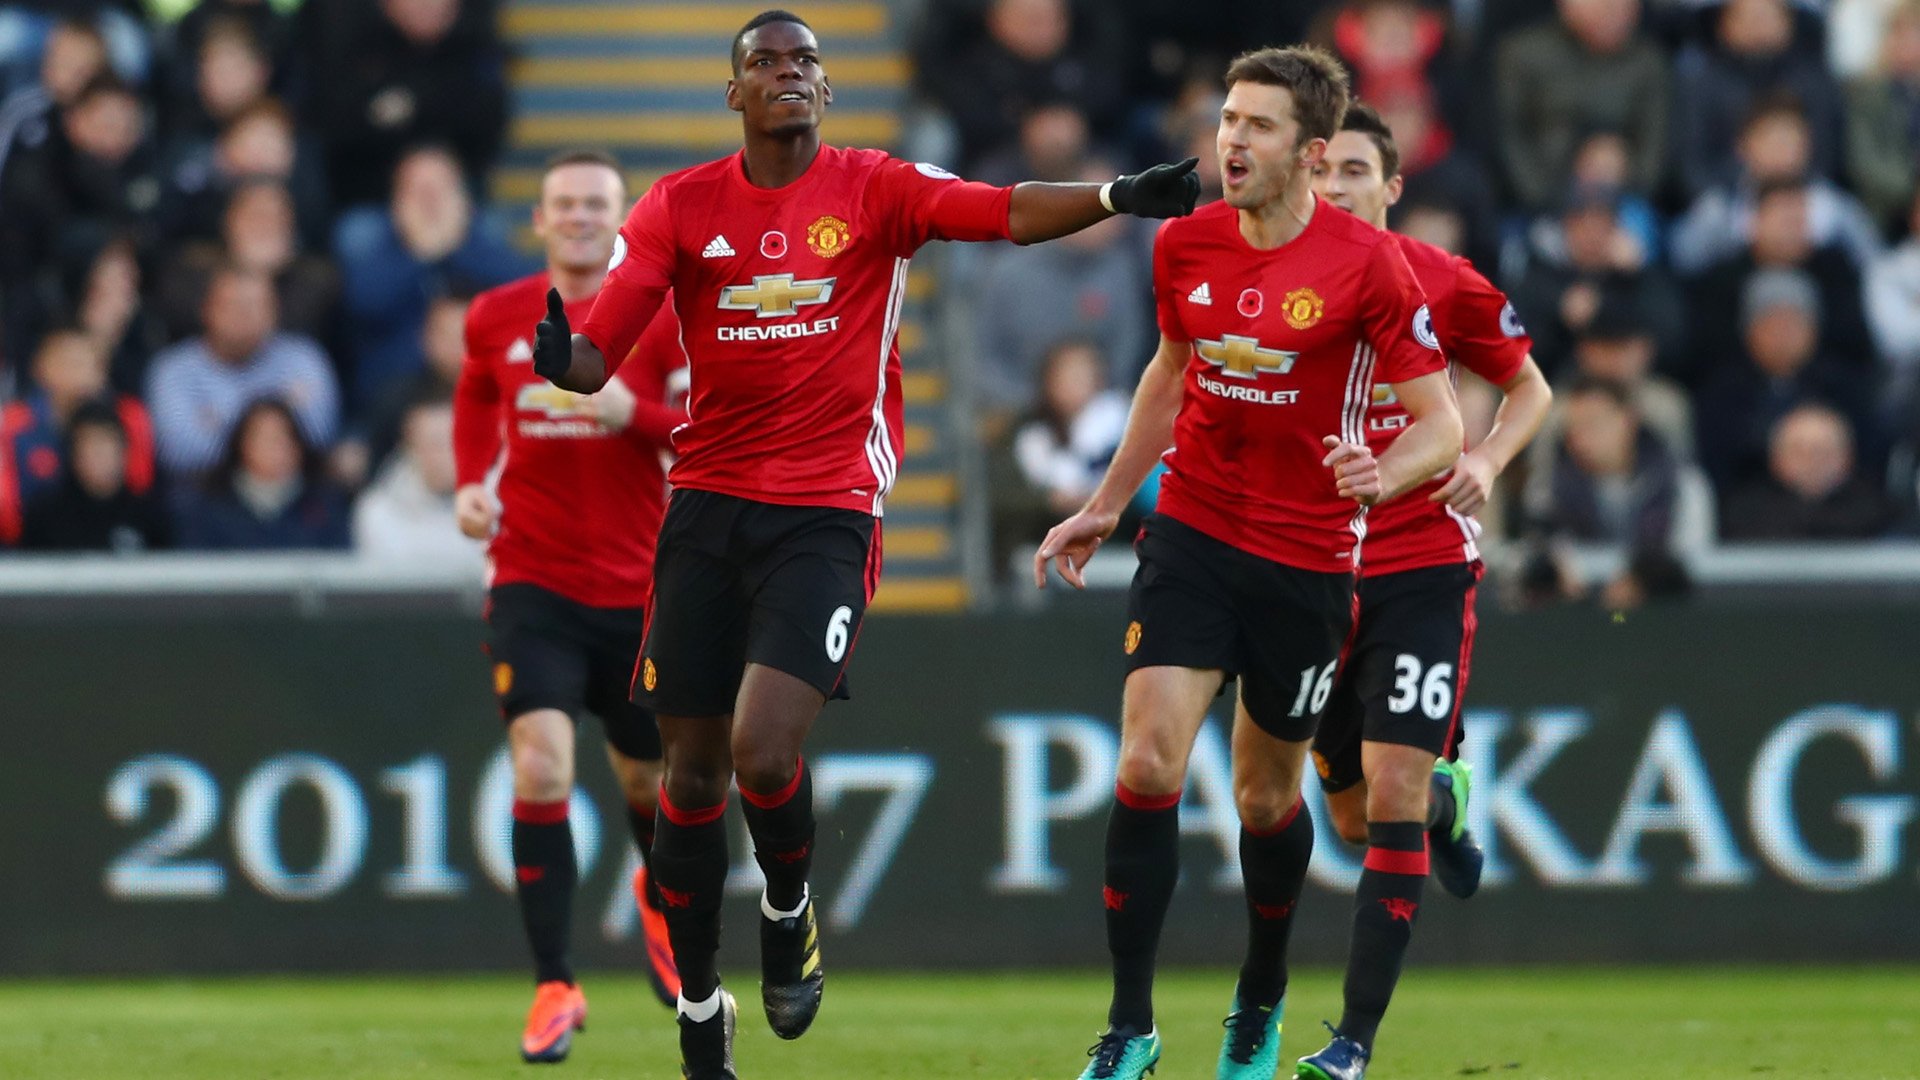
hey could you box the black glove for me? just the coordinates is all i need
[533,287,571,382]
[1106,157,1201,219]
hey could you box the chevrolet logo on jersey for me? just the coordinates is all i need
[719,274,836,318]
[1372,383,1398,407]
[516,383,596,419]
[1195,335,1298,378]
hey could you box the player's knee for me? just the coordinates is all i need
[513,751,571,803]
[1116,738,1187,796]
[1233,778,1297,833]
[510,741,571,802]
[1364,758,1431,824]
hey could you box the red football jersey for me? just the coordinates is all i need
[1152,198,1446,573]
[579,146,1012,517]
[1359,235,1532,578]
[454,272,688,608]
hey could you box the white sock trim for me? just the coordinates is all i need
[761,883,809,921]
[677,988,721,1022]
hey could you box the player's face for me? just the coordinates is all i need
[1312,130,1402,227]
[727,21,832,138]
[1218,82,1322,211]
[534,163,626,274]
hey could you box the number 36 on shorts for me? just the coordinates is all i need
[1386,653,1454,720]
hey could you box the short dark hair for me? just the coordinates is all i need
[1566,374,1635,412]
[732,9,814,75]
[67,400,126,444]
[545,148,622,175]
[1739,90,1808,136]
[1223,44,1350,145]
[71,72,135,108]
[1340,100,1400,180]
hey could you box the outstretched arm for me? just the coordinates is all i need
[1006,158,1202,244]
[1034,334,1189,587]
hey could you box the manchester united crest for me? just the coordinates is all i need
[807,215,851,258]
[494,663,514,696]
[1124,621,1143,655]
[1282,286,1325,330]
[642,657,658,692]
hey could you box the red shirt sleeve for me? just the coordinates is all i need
[1445,257,1532,386]
[610,295,688,451]
[579,182,676,375]
[453,298,504,487]
[867,157,1012,254]
[1151,220,1187,342]
[1361,238,1447,385]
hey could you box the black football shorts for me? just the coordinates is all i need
[1313,561,1482,793]
[635,488,878,718]
[485,583,662,761]
[1123,513,1355,742]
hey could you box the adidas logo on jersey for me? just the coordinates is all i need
[703,235,736,259]
[1188,282,1212,305]
[507,338,533,363]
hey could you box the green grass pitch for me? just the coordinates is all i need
[1,967,1913,1078]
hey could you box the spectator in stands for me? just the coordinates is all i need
[1695,268,1879,489]
[973,101,1092,188]
[1686,177,1876,381]
[73,236,163,397]
[146,263,338,478]
[1375,87,1501,270]
[0,16,109,185]
[168,96,328,247]
[1533,297,1695,469]
[1844,0,1920,229]
[314,0,507,206]
[925,0,1126,169]
[1508,184,1684,378]
[333,289,467,488]
[1526,374,1681,549]
[1564,128,1662,262]
[972,159,1150,415]
[0,74,168,297]
[352,390,482,568]
[1673,0,1845,198]
[1720,403,1894,539]
[1394,192,1467,255]
[162,0,300,108]
[159,179,339,345]
[18,401,171,552]
[1330,0,1458,175]
[173,16,271,140]
[332,143,527,411]
[986,338,1128,576]
[1867,190,1920,401]
[176,396,350,550]
[0,326,156,545]
[1494,0,1668,212]
[1671,96,1884,275]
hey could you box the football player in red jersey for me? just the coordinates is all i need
[528,11,1200,1077]
[1035,48,1464,1080]
[452,150,688,1064]
[1293,102,1551,1080]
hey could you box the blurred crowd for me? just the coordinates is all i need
[3,0,1917,595]
[923,0,1920,592]
[0,0,522,562]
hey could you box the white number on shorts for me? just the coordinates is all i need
[1288,660,1338,718]
[1386,654,1455,720]
[825,605,853,662]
